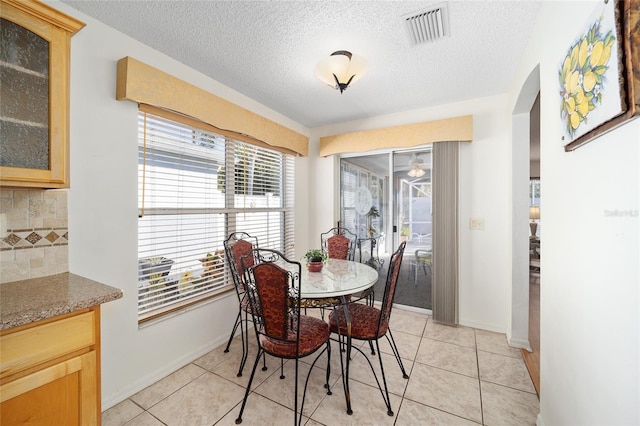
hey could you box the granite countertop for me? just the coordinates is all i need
[0,272,123,330]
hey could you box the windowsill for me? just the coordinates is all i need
[138,285,234,326]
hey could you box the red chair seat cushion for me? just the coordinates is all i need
[328,303,388,340]
[260,315,330,358]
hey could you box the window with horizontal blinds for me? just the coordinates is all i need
[138,111,295,321]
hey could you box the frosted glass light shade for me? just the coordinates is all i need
[315,50,367,92]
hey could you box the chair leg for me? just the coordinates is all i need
[299,345,332,426]
[385,329,409,379]
[235,347,264,424]
[236,310,249,377]
[324,339,332,395]
[224,310,242,352]
[349,339,395,416]
[374,339,394,416]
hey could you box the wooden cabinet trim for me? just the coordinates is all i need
[0,355,82,403]
[0,311,95,379]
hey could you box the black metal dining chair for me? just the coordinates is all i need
[235,248,332,426]
[222,232,259,377]
[327,241,408,416]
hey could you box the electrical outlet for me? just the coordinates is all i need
[470,217,485,230]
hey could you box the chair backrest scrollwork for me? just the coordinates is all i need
[223,232,259,296]
[241,248,302,345]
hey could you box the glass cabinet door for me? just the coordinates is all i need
[0,0,84,188]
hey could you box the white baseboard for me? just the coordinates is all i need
[508,336,532,351]
[101,333,229,411]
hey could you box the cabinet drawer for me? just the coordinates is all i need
[0,312,95,379]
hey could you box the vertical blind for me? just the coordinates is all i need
[432,141,459,326]
[137,111,295,320]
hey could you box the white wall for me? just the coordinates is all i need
[54,2,310,409]
[311,96,513,333]
[510,1,639,424]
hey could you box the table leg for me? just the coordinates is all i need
[337,295,353,415]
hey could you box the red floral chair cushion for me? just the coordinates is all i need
[327,234,350,260]
[328,303,389,340]
[252,262,330,358]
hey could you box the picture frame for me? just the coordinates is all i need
[561,0,639,152]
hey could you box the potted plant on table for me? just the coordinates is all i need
[303,248,327,272]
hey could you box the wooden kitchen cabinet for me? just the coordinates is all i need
[0,0,84,188]
[0,307,102,425]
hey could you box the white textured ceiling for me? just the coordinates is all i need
[61,0,543,128]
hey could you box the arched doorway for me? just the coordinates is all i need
[510,65,541,393]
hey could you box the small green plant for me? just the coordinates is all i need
[303,248,327,263]
[367,206,380,218]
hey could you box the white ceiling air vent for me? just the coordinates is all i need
[403,3,449,46]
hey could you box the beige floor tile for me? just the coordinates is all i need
[389,310,428,336]
[148,372,246,426]
[376,328,421,360]
[311,378,401,425]
[475,329,521,358]
[254,359,338,418]
[209,345,282,391]
[193,342,238,372]
[130,363,206,410]
[478,350,536,393]
[217,393,306,426]
[396,398,481,426]
[481,381,539,425]
[102,399,144,426]
[423,319,477,348]
[124,411,165,426]
[299,340,345,377]
[347,349,412,397]
[404,363,482,423]
[415,337,479,378]
[103,310,538,426]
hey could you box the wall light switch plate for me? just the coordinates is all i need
[470,217,485,230]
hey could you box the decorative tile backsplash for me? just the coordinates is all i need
[0,189,69,283]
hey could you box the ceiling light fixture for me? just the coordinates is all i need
[407,164,426,178]
[315,50,367,93]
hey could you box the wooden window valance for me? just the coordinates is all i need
[116,56,309,157]
[319,115,473,157]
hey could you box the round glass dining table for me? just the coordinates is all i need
[297,258,379,415]
[299,258,379,299]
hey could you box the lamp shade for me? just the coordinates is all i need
[529,206,540,220]
[407,165,425,178]
[315,50,367,93]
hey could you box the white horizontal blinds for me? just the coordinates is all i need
[138,111,294,319]
[231,144,287,251]
[283,155,295,259]
[138,113,227,317]
[340,162,358,234]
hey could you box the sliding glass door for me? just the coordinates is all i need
[339,148,432,310]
